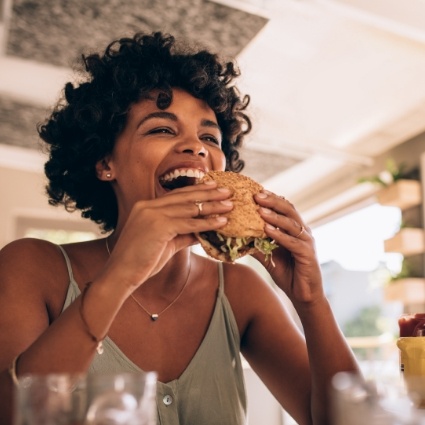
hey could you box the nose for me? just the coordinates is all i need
[176,137,208,157]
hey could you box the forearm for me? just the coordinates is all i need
[0,287,110,425]
[15,277,128,375]
[0,276,130,425]
[295,297,361,425]
[0,369,14,425]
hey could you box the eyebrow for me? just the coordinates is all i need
[136,111,177,128]
[201,119,222,134]
[136,111,222,135]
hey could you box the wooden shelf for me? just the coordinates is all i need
[376,179,421,210]
[384,228,425,256]
[384,278,425,304]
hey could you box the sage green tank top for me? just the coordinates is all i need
[59,246,247,425]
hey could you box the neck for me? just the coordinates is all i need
[137,253,193,304]
[153,251,192,290]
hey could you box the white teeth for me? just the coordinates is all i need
[160,169,205,183]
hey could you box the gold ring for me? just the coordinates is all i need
[195,201,203,216]
[295,225,305,238]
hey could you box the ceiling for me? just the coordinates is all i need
[1,0,425,225]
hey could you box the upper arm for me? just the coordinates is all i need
[224,263,312,424]
[0,238,67,370]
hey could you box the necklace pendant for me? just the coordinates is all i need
[151,314,159,321]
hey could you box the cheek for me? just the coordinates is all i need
[211,149,226,171]
[130,142,162,167]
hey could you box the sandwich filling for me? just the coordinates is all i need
[199,231,278,262]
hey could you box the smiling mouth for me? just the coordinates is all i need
[159,168,206,191]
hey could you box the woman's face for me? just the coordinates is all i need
[104,88,226,212]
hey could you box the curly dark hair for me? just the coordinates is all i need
[38,31,251,232]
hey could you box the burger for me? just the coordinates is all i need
[195,171,278,263]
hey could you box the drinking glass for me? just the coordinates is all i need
[331,372,425,425]
[13,373,86,425]
[85,371,157,425]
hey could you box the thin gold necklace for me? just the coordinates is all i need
[105,237,191,321]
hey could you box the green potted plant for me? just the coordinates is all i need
[384,259,425,305]
[358,158,421,210]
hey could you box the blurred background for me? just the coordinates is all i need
[1,0,425,423]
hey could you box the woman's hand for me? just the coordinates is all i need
[253,191,324,305]
[102,182,233,291]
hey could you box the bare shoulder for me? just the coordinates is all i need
[222,261,279,303]
[0,239,73,367]
[0,237,65,274]
[0,236,61,258]
[222,261,288,335]
[0,238,69,301]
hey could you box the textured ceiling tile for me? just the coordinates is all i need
[0,97,46,149]
[241,147,300,183]
[6,0,267,67]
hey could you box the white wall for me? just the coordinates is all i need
[243,364,286,425]
[0,149,100,248]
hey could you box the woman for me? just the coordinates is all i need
[0,32,359,424]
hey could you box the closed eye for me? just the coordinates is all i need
[201,134,221,146]
[147,127,175,135]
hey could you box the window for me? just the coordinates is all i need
[23,228,97,244]
[15,214,100,245]
[314,203,402,273]
[313,203,403,378]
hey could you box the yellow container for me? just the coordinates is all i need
[397,337,425,408]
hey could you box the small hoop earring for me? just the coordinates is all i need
[106,173,112,179]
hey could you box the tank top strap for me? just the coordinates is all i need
[217,261,224,295]
[57,245,75,283]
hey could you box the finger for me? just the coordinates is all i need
[262,224,308,257]
[259,207,309,239]
[160,215,229,236]
[194,200,204,217]
[294,224,307,239]
[152,184,233,216]
[255,191,304,224]
[157,186,231,209]
[188,215,229,232]
[154,199,233,219]
[174,234,199,251]
[193,199,233,218]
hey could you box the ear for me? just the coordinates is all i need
[95,157,114,181]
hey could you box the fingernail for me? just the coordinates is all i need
[266,223,276,230]
[257,192,268,199]
[261,207,272,214]
[217,187,231,193]
[204,180,216,185]
[220,200,233,206]
[216,216,227,223]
